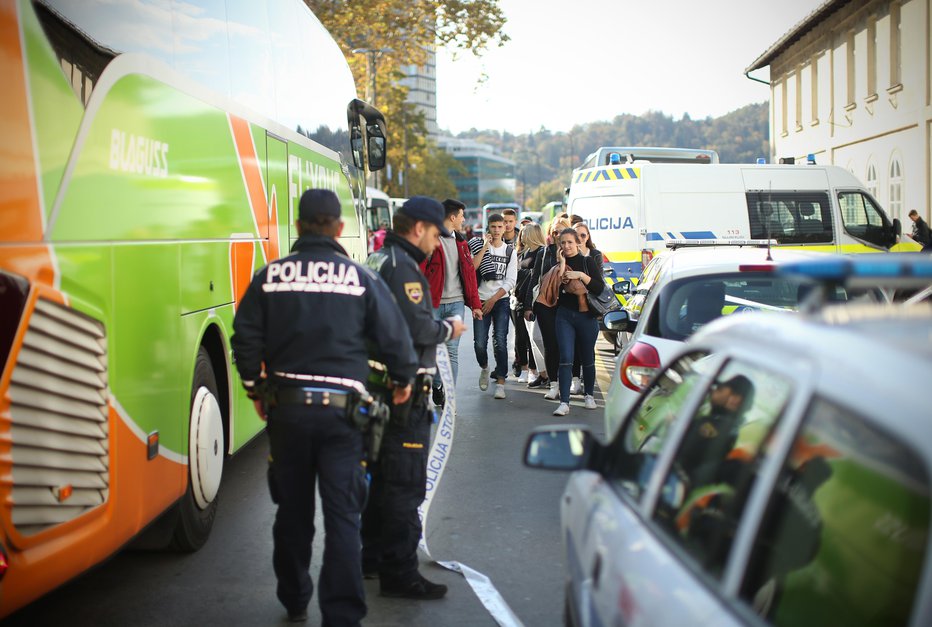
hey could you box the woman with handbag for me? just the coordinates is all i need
[515,223,547,386]
[552,227,605,416]
[567,221,604,395]
[529,217,572,399]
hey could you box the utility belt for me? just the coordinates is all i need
[367,364,434,427]
[262,383,391,461]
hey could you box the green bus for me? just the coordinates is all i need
[0,0,386,615]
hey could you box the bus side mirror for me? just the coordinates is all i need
[367,123,386,171]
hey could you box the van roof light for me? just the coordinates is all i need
[807,153,816,165]
[756,158,767,164]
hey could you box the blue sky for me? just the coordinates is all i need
[435,0,822,133]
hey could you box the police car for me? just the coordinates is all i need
[601,242,885,436]
[525,254,932,627]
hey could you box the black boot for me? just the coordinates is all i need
[380,572,448,600]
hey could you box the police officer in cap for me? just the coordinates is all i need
[362,196,467,600]
[232,188,418,625]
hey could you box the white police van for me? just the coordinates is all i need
[566,161,915,282]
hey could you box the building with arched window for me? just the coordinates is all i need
[746,0,931,224]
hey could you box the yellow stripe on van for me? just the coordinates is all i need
[573,167,640,184]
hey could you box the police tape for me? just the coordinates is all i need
[417,343,524,627]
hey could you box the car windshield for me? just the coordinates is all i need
[652,273,811,341]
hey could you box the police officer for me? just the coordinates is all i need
[361,196,467,600]
[231,189,418,625]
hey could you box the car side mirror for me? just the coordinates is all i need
[523,426,593,471]
[613,280,631,296]
[602,310,630,332]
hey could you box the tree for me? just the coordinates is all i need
[306,0,508,193]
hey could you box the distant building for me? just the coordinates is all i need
[438,138,517,213]
[746,0,930,223]
[400,49,438,139]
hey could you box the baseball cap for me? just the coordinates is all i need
[399,196,451,236]
[299,189,342,221]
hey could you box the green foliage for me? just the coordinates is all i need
[448,103,770,210]
[306,0,508,198]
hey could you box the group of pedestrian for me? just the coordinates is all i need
[230,191,610,625]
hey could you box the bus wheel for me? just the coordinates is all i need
[172,346,224,551]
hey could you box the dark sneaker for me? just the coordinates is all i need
[287,609,308,623]
[528,376,548,389]
[380,573,448,600]
[432,385,445,409]
[512,362,522,378]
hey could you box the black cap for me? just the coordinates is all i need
[399,196,450,236]
[299,189,341,221]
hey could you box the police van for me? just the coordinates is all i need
[566,161,912,281]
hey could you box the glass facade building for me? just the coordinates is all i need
[440,138,516,211]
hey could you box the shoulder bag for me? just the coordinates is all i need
[583,257,622,318]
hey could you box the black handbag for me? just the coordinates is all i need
[587,285,622,318]
[583,257,622,318]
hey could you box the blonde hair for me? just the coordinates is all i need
[520,223,546,251]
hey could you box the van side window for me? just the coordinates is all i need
[746,192,833,244]
[605,351,713,503]
[838,191,894,249]
[740,397,929,626]
[651,360,792,580]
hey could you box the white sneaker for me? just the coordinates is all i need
[552,402,570,416]
[494,383,506,399]
[584,395,597,410]
[526,372,540,387]
[543,381,559,400]
[517,370,528,383]
[570,377,583,395]
[479,368,490,391]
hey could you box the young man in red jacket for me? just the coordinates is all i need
[421,198,483,407]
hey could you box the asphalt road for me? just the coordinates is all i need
[3,327,616,627]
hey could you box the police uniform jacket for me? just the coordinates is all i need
[232,234,418,392]
[366,231,454,370]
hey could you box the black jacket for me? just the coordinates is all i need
[366,231,453,370]
[231,234,417,391]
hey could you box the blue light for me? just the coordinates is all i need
[807,153,816,164]
[779,259,850,279]
[756,157,766,164]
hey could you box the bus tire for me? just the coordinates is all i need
[171,346,225,551]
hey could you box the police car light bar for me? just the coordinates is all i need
[665,239,777,249]
[778,254,932,288]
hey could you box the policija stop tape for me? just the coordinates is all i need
[416,344,524,627]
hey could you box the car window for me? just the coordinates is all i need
[651,360,792,579]
[655,273,810,341]
[604,350,714,503]
[838,191,892,248]
[740,396,930,626]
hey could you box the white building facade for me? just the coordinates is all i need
[746,0,931,223]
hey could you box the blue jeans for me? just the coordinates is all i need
[555,306,598,403]
[473,298,510,381]
[433,301,466,387]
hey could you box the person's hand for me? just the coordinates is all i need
[392,384,412,405]
[555,245,563,261]
[481,297,497,315]
[449,318,467,339]
[523,310,534,321]
[253,399,267,421]
[564,270,584,281]
[484,232,493,247]
[471,308,483,320]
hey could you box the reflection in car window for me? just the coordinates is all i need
[838,192,890,248]
[655,274,810,341]
[605,350,712,502]
[652,361,791,579]
[741,397,930,626]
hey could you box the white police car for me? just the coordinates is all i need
[602,243,886,436]
[525,254,932,627]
